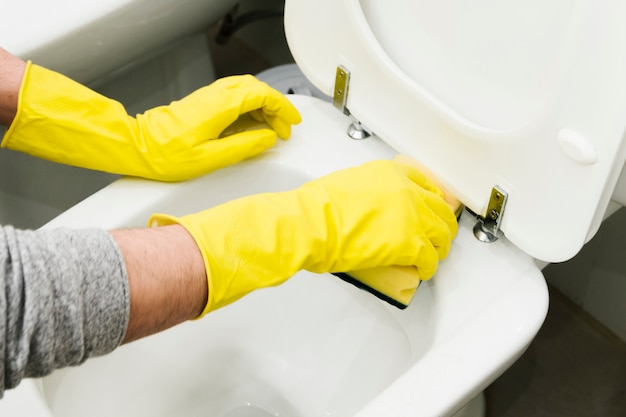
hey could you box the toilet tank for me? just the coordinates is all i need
[3,0,237,84]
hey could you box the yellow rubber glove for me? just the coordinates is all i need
[149,157,459,315]
[1,61,301,181]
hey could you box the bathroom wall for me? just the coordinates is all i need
[544,207,626,342]
[223,0,293,68]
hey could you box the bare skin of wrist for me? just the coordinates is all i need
[110,225,208,344]
[0,47,26,126]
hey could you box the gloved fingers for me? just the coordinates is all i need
[393,155,445,199]
[140,129,277,182]
[249,109,294,139]
[404,193,457,263]
[392,155,459,246]
[186,75,301,139]
[249,109,265,123]
[251,83,301,125]
[415,187,459,245]
[394,154,463,214]
[414,203,456,261]
[248,105,299,139]
[219,113,269,139]
[217,74,300,117]
[202,128,278,170]
[411,238,440,280]
[231,77,301,135]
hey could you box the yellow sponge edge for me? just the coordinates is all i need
[333,266,422,309]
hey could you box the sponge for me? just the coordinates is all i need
[332,266,426,309]
[332,155,463,309]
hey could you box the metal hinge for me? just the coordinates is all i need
[333,65,351,115]
[333,65,371,140]
[473,186,508,243]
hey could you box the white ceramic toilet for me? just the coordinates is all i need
[2,0,626,416]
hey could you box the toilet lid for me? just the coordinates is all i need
[285,0,626,262]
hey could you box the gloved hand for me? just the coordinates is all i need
[1,62,301,181]
[149,156,459,315]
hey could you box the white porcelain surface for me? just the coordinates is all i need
[0,96,549,417]
[285,0,626,263]
[0,148,117,229]
[3,0,236,83]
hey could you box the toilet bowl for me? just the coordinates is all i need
[0,94,548,417]
[4,0,626,416]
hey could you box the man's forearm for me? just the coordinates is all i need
[0,224,207,397]
[0,226,129,394]
[111,225,208,344]
[0,48,26,126]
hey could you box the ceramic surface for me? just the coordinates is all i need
[0,96,549,417]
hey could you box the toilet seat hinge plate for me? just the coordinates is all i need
[333,65,372,139]
[473,185,508,243]
[333,65,351,115]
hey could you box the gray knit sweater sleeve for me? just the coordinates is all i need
[0,225,130,397]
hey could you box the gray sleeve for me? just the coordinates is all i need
[0,225,130,397]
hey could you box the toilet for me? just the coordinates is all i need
[2,0,626,416]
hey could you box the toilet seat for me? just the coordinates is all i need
[285,0,626,262]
